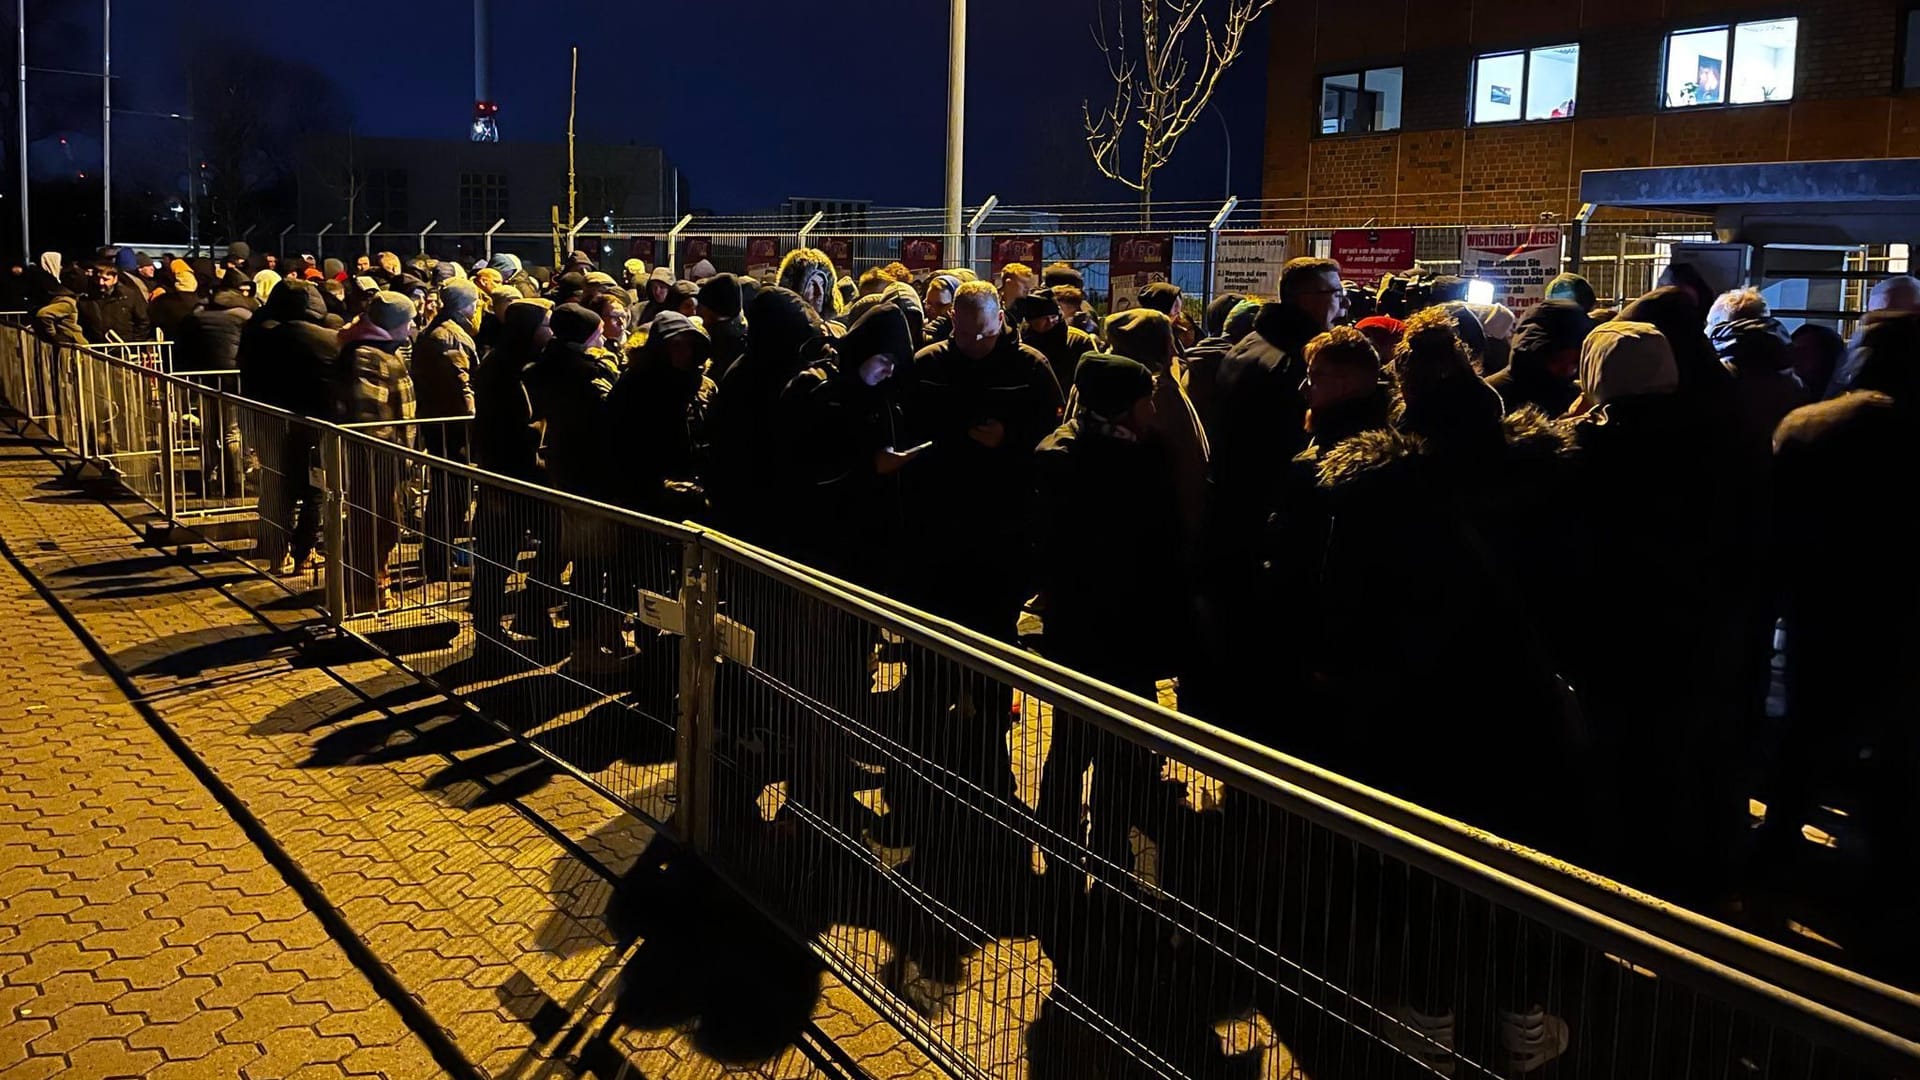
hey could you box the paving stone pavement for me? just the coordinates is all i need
[0,481,452,1075]
[0,427,930,1079]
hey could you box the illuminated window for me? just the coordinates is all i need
[1320,67,1404,134]
[1471,44,1579,123]
[1663,19,1798,107]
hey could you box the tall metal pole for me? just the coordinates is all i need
[101,0,110,246]
[17,0,28,259]
[1211,102,1232,202]
[945,0,966,265]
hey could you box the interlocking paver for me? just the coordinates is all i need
[0,444,450,1078]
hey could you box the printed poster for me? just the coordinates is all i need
[1108,233,1174,312]
[818,236,855,276]
[899,237,945,280]
[746,236,781,279]
[679,236,712,272]
[627,236,657,269]
[1212,232,1290,299]
[1330,229,1416,286]
[991,236,1044,278]
[1459,226,1563,313]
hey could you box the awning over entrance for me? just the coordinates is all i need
[1579,159,1920,245]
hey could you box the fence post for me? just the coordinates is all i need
[417,219,438,256]
[795,211,824,252]
[320,427,348,626]
[1568,201,1594,277]
[1204,195,1239,312]
[315,223,335,263]
[966,195,998,278]
[674,537,717,853]
[362,221,383,257]
[665,213,695,277]
[278,223,295,260]
[158,377,178,526]
[484,217,506,259]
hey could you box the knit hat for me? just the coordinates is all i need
[1439,302,1487,360]
[323,258,345,280]
[1204,292,1245,337]
[430,261,460,286]
[1546,272,1598,313]
[1010,293,1060,323]
[439,279,480,315]
[1074,353,1155,421]
[1225,299,1263,340]
[585,270,618,286]
[1042,263,1086,290]
[489,286,522,313]
[111,247,139,273]
[226,240,251,263]
[1103,307,1175,368]
[488,252,522,277]
[1580,320,1677,406]
[1511,299,1592,361]
[928,273,962,301]
[1137,281,1182,316]
[363,291,416,335]
[1354,314,1406,355]
[686,258,717,281]
[671,280,700,307]
[648,266,674,286]
[549,302,602,346]
[697,273,743,319]
[1462,302,1516,342]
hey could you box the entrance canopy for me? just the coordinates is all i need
[1579,159,1920,245]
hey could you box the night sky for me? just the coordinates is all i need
[82,0,1271,214]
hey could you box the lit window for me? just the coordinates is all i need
[1471,45,1578,123]
[1320,67,1403,134]
[1663,19,1797,107]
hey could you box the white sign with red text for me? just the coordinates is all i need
[1460,226,1564,313]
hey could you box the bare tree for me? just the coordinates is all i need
[1083,0,1272,217]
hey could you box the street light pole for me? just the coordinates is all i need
[1210,102,1232,202]
[101,0,110,246]
[945,0,966,265]
[17,0,28,259]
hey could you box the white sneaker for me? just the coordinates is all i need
[1387,1005,1456,1076]
[1499,1007,1570,1074]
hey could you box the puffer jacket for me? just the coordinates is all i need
[410,315,479,417]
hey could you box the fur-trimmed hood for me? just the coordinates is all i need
[1317,404,1573,493]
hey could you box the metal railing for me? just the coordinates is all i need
[2,317,1918,1080]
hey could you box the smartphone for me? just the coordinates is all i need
[1465,278,1496,306]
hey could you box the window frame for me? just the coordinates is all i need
[1900,3,1920,91]
[1468,43,1580,126]
[1316,66,1406,136]
[1659,17,1799,110]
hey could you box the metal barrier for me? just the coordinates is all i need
[3,318,1919,1080]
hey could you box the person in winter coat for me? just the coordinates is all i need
[777,299,916,590]
[779,247,844,319]
[1012,290,1096,393]
[147,260,202,340]
[331,292,418,610]
[706,286,830,544]
[1031,352,1186,873]
[78,259,148,342]
[1619,286,1733,421]
[33,263,88,345]
[1101,307,1210,577]
[468,300,554,637]
[1546,272,1598,314]
[697,273,748,375]
[637,266,675,325]
[489,252,539,299]
[1708,289,1806,463]
[409,281,482,578]
[243,279,339,575]
[1824,276,1920,399]
[602,311,714,520]
[902,280,1063,637]
[1765,312,1920,949]
[174,284,253,371]
[107,247,153,338]
[1191,258,1343,727]
[1486,299,1589,418]
[1181,298,1261,436]
[1565,319,1744,903]
[1790,323,1845,401]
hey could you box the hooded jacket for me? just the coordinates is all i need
[148,285,201,341]
[471,304,548,481]
[411,312,480,417]
[332,329,415,445]
[1620,287,1733,423]
[241,281,338,416]
[1209,300,1321,569]
[775,300,913,587]
[524,334,620,496]
[174,289,253,371]
[1711,316,1806,464]
[707,287,828,542]
[602,311,715,516]
[1022,319,1098,394]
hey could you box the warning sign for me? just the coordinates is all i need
[1212,232,1289,298]
[1460,227,1564,314]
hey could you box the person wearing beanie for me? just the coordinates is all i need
[551,271,589,306]
[1012,289,1096,392]
[1487,299,1590,419]
[1353,314,1406,359]
[412,279,483,578]
[685,258,718,282]
[697,272,747,372]
[922,271,964,341]
[224,240,252,275]
[1181,296,1262,437]
[603,310,714,519]
[323,257,346,282]
[1032,349,1183,870]
[706,286,831,543]
[1041,261,1085,291]
[622,258,647,290]
[148,259,203,339]
[331,290,418,610]
[1204,292,1245,339]
[1545,272,1596,314]
[1099,306,1211,570]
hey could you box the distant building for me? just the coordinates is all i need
[295,136,690,237]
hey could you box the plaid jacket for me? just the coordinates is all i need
[335,341,417,445]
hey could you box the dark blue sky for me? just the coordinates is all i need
[89,0,1270,213]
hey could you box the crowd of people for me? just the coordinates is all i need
[8,237,1920,1070]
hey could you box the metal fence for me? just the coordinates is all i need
[4,318,1919,1080]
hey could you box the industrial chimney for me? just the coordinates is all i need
[471,0,499,141]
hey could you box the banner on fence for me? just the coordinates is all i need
[900,237,945,280]
[746,236,781,279]
[1109,233,1174,313]
[819,236,856,276]
[679,236,713,270]
[991,236,1044,278]
[1212,231,1290,299]
[1331,228,1416,286]
[628,236,658,268]
[1459,226,1563,313]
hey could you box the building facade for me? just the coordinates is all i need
[1260,0,1920,225]
[295,136,688,237]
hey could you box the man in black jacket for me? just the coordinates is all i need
[469,300,552,637]
[1486,299,1589,419]
[242,280,339,573]
[78,260,148,342]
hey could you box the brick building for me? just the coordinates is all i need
[1260,0,1920,225]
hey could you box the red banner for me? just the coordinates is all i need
[746,236,781,276]
[991,236,1044,277]
[899,237,945,279]
[679,236,713,270]
[627,236,657,267]
[1330,228,1416,286]
[818,237,855,276]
